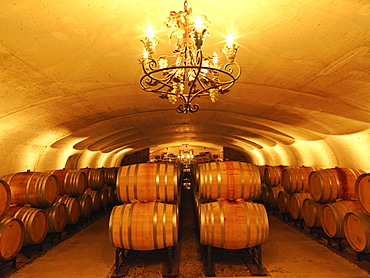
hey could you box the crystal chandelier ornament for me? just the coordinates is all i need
[139,0,241,114]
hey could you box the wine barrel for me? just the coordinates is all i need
[116,163,179,203]
[289,192,311,220]
[260,184,269,205]
[277,190,290,214]
[0,179,11,218]
[99,185,109,209]
[355,173,370,215]
[50,169,88,197]
[77,194,93,218]
[268,185,284,209]
[344,210,370,253]
[199,200,269,249]
[198,161,261,201]
[57,196,81,224]
[1,171,59,208]
[321,199,360,238]
[282,166,318,193]
[105,185,116,207]
[43,202,67,233]
[6,206,48,245]
[79,168,105,190]
[308,167,365,203]
[302,198,323,228]
[100,167,118,187]
[264,165,289,187]
[0,217,25,261]
[109,202,178,251]
[84,188,101,212]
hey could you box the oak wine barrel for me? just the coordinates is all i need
[277,190,290,214]
[267,185,284,209]
[302,198,323,228]
[6,206,48,245]
[77,194,93,218]
[99,185,109,209]
[264,165,289,187]
[260,185,269,205]
[43,202,68,233]
[0,217,25,261]
[116,163,179,203]
[109,201,178,251]
[1,171,59,208]
[308,167,365,203]
[289,192,311,220]
[84,188,101,212]
[200,200,269,249]
[281,166,318,193]
[355,173,370,215]
[344,210,370,253]
[57,196,81,224]
[321,199,360,238]
[79,168,105,190]
[198,161,261,201]
[100,167,118,187]
[50,169,88,197]
[0,179,11,218]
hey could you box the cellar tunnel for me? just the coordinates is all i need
[1,0,370,277]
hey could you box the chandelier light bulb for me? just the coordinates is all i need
[139,0,241,114]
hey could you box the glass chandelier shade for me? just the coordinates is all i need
[139,0,241,114]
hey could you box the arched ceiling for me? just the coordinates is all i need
[0,0,370,174]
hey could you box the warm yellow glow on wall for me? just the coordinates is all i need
[325,129,370,172]
[287,139,337,168]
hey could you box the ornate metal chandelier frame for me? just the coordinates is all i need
[139,0,241,114]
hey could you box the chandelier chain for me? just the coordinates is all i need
[184,0,188,11]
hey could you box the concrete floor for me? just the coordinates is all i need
[8,202,370,278]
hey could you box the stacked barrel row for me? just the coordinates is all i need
[0,167,118,263]
[109,162,179,251]
[195,161,269,250]
[260,165,370,255]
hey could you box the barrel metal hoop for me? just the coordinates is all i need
[26,172,36,205]
[207,162,213,200]
[125,165,131,202]
[134,164,140,200]
[216,161,222,199]
[162,202,167,247]
[153,202,159,250]
[329,168,340,200]
[322,169,333,202]
[218,200,225,248]
[128,203,135,250]
[242,200,251,248]
[172,204,178,246]
[108,205,116,246]
[254,202,261,245]
[239,162,245,199]
[164,163,168,202]
[155,163,161,200]
[116,167,122,202]
[210,202,215,246]
[173,164,178,200]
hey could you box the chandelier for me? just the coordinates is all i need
[139,0,241,114]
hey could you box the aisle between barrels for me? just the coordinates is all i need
[9,215,115,278]
[263,214,370,277]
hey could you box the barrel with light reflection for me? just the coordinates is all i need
[200,199,269,249]
[116,163,179,203]
[1,171,59,208]
[198,161,261,201]
[308,167,365,203]
[109,201,178,251]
